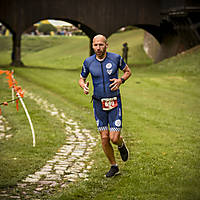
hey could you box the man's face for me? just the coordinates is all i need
[92,36,107,59]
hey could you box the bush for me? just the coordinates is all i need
[37,23,57,35]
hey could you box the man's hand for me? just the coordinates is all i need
[109,65,132,91]
[79,77,89,95]
[109,78,122,91]
[84,81,89,94]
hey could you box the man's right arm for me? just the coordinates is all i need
[79,59,90,94]
[79,76,89,95]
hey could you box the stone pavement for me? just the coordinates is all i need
[0,91,97,199]
[0,115,12,141]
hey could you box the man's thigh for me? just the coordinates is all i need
[93,99,109,131]
[108,98,122,132]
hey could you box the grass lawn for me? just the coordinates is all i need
[0,29,200,200]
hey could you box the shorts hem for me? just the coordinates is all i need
[98,126,108,131]
[110,127,121,132]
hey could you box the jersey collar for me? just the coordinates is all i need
[95,52,107,62]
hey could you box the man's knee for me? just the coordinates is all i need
[100,131,110,146]
[110,133,121,145]
[110,137,119,145]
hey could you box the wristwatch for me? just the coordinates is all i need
[120,78,125,84]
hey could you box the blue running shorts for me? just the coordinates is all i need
[93,96,122,132]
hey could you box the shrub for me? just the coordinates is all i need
[37,23,57,35]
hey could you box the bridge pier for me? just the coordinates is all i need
[155,33,180,63]
[11,32,24,66]
[89,37,95,56]
[155,16,200,62]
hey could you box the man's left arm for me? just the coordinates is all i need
[110,65,132,91]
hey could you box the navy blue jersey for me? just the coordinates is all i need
[81,52,126,98]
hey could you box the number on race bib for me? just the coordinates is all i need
[101,97,118,111]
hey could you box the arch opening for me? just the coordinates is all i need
[15,18,99,66]
[0,21,13,66]
[107,25,161,66]
[20,18,93,68]
[23,18,97,38]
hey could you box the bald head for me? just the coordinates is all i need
[93,34,107,44]
[92,34,108,59]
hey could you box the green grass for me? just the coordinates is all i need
[0,29,200,200]
[21,35,89,69]
[0,76,67,187]
[108,29,152,66]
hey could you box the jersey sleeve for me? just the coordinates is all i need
[119,56,126,70]
[80,59,89,79]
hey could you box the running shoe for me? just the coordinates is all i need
[118,143,129,162]
[105,166,119,178]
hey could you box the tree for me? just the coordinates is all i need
[37,23,57,35]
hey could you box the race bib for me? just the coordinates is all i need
[101,97,118,111]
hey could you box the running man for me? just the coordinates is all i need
[79,34,132,177]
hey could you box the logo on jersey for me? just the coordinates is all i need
[107,69,112,75]
[115,119,121,127]
[106,63,112,69]
[106,63,113,75]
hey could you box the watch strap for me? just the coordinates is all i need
[120,78,125,84]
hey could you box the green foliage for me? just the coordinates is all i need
[37,23,57,34]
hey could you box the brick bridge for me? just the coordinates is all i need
[0,0,200,65]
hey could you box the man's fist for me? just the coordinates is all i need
[84,81,89,94]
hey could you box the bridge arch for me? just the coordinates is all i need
[0,0,199,65]
[15,16,99,65]
[25,17,97,56]
[106,24,163,64]
[0,20,14,35]
[24,18,96,38]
